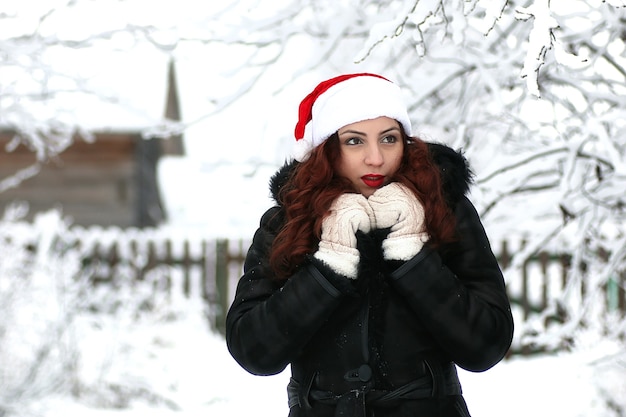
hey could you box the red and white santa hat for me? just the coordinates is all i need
[293,73,412,161]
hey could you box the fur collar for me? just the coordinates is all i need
[269,142,473,209]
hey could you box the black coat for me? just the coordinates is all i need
[226,143,514,417]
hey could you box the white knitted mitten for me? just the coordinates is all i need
[368,182,430,261]
[313,193,374,278]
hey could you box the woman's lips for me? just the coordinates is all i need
[361,174,385,188]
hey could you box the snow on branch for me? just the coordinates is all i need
[0,163,42,194]
[471,0,509,35]
[515,1,559,97]
[354,0,428,62]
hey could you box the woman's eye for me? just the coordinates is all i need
[345,137,363,145]
[381,135,398,143]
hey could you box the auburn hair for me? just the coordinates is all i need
[269,132,457,280]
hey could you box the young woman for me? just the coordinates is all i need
[226,73,513,417]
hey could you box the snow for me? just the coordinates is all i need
[15,302,625,417]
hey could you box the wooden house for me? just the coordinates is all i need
[0,61,184,228]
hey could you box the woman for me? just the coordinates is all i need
[226,73,513,417]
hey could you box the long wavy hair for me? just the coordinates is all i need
[269,131,457,280]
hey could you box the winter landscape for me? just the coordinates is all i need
[2,1,626,416]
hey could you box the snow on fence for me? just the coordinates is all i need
[496,239,626,354]
[7,211,621,359]
[55,230,626,352]
[76,233,250,335]
[81,237,624,328]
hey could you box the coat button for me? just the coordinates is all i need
[358,364,372,382]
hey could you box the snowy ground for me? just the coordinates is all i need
[18,301,625,417]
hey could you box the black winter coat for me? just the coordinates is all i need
[226,143,514,417]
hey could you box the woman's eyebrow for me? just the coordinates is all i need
[380,127,401,135]
[339,129,365,136]
[339,126,400,136]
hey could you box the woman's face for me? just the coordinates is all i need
[335,116,404,197]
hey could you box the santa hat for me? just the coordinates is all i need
[293,73,412,161]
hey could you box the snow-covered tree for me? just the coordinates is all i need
[185,0,626,347]
[2,0,625,348]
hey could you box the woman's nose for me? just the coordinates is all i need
[364,143,384,166]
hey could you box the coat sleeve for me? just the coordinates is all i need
[388,196,514,372]
[225,207,347,376]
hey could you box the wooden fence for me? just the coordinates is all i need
[84,237,247,334]
[84,236,626,346]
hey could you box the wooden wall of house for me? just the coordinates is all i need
[0,131,165,228]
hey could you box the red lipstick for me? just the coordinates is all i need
[361,174,385,188]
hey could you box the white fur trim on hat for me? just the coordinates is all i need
[293,74,412,161]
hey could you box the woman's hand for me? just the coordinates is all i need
[314,193,374,278]
[368,182,430,260]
